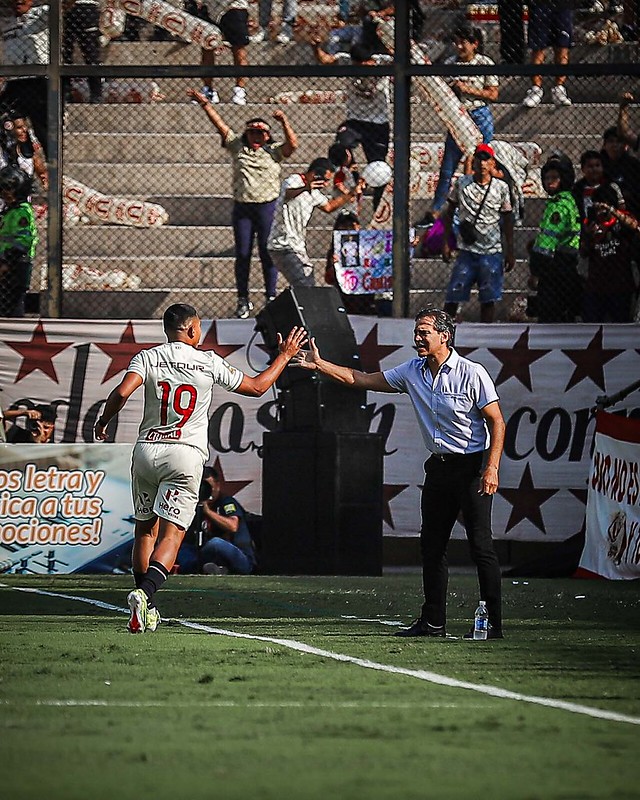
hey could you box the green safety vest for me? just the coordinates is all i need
[532,190,580,258]
[0,202,38,260]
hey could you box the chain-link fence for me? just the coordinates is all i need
[1,0,639,322]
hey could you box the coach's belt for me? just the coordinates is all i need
[432,451,482,462]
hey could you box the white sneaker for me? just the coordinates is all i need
[551,84,572,106]
[232,86,247,105]
[250,27,266,43]
[522,85,544,108]
[192,86,219,104]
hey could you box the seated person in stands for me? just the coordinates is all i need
[6,403,56,443]
[177,467,256,575]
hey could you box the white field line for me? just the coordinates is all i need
[3,700,487,710]
[4,583,640,727]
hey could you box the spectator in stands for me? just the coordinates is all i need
[250,0,297,44]
[325,210,376,315]
[0,108,48,196]
[600,125,640,217]
[572,149,624,229]
[0,165,38,317]
[581,183,640,322]
[522,1,573,108]
[62,0,102,104]
[188,88,298,319]
[267,157,364,287]
[431,23,499,218]
[0,0,49,155]
[441,144,515,323]
[311,40,392,209]
[7,403,56,443]
[328,141,361,215]
[189,0,251,105]
[498,0,526,63]
[528,154,582,322]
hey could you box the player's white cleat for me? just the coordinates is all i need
[127,589,148,633]
[146,606,161,632]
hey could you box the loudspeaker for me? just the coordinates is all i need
[255,287,368,433]
[261,431,383,576]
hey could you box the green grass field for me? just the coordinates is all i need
[1,573,639,800]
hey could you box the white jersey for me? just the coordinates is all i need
[268,173,327,257]
[127,341,244,459]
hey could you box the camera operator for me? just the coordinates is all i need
[267,157,364,287]
[6,403,56,443]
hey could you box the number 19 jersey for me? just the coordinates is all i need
[127,342,244,459]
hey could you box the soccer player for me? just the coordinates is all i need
[94,303,306,633]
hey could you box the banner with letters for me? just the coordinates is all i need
[0,444,135,575]
[1,319,639,551]
[579,412,640,580]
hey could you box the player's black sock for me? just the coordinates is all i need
[138,560,169,604]
[133,570,145,589]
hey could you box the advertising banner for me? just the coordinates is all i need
[1,319,639,545]
[579,411,640,579]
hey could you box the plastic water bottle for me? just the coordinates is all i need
[473,600,489,640]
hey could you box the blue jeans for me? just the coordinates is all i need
[200,537,254,574]
[445,249,504,304]
[432,105,495,213]
[232,200,278,299]
[259,0,297,28]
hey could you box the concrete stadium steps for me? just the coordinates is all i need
[64,223,540,259]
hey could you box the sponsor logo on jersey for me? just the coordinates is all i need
[145,428,182,442]
[159,488,181,518]
[158,361,206,372]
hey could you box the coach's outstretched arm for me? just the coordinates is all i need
[291,337,396,393]
[236,326,308,397]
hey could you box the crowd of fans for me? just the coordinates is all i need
[0,1,639,323]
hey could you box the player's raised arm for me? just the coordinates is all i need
[234,326,308,397]
[291,337,395,393]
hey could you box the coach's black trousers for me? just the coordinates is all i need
[419,450,502,630]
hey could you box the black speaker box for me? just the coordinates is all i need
[261,431,383,576]
[255,287,368,433]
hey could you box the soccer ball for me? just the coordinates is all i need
[361,160,393,188]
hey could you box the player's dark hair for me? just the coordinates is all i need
[414,307,456,347]
[580,149,601,167]
[308,157,334,176]
[333,210,360,230]
[163,303,199,332]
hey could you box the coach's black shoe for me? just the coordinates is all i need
[394,619,446,638]
[463,624,504,640]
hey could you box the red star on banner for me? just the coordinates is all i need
[211,456,253,498]
[499,463,559,535]
[200,321,244,360]
[562,327,624,391]
[383,483,410,529]
[357,324,403,373]
[488,329,549,391]
[5,320,72,383]
[94,321,163,384]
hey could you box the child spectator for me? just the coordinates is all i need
[572,150,625,227]
[0,165,38,317]
[528,154,582,323]
[581,183,640,323]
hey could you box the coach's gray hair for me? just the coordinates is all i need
[414,307,455,347]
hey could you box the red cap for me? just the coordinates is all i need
[475,143,495,158]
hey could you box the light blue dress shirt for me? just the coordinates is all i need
[383,348,499,456]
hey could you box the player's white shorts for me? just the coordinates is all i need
[131,442,205,531]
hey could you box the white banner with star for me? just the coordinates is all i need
[1,318,639,545]
[579,411,640,580]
